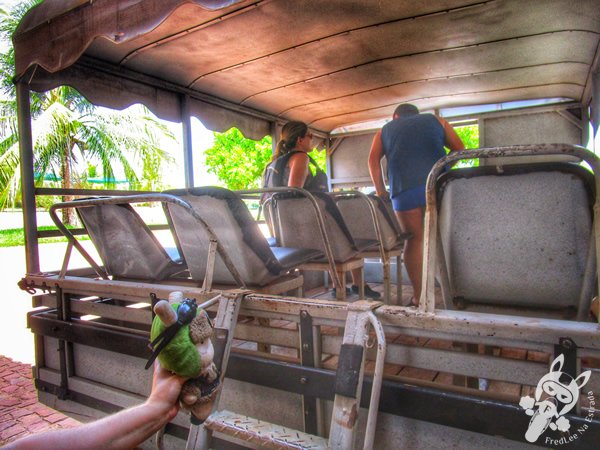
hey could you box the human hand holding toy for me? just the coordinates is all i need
[146,292,220,422]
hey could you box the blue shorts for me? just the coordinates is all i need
[391,185,426,212]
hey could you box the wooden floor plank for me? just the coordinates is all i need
[500,347,527,360]
[270,345,297,359]
[526,350,549,363]
[398,366,437,382]
[424,338,454,350]
[486,380,522,400]
[320,326,340,336]
[520,385,536,398]
[582,356,600,369]
[232,339,257,350]
[393,335,426,346]
[321,355,338,371]
[432,371,454,386]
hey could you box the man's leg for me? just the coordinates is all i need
[349,268,380,299]
[395,207,425,305]
[350,268,362,289]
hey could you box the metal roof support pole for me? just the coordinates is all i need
[270,121,277,156]
[181,94,194,188]
[582,104,591,150]
[326,137,333,192]
[16,81,39,273]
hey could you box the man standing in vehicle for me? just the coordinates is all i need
[368,104,464,306]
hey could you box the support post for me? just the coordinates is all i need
[329,301,373,449]
[326,137,333,192]
[186,293,243,450]
[16,81,39,273]
[181,94,194,188]
[270,121,278,157]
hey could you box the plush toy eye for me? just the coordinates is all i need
[177,298,198,325]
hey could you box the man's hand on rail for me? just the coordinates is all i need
[376,190,390,201]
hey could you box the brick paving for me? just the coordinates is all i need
[0,355,79,447]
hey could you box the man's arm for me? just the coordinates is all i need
[437,116,465,152]
[7,365,186,450]
[368,130,388,197]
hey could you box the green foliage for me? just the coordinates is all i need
[0,1,175,220]
[0,225,88,247]
[204,128,329,190]
[35,194,61,210]
[204,128,272,190]
[453,124,480,168]
[454,124,479,149]
[308,148,327,174]
[87,162,98,178]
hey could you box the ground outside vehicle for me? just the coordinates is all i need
[12,1,600,449]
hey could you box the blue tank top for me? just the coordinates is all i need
[381,113,445,196]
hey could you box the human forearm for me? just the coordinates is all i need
[8,400,176,450]
[368,161,386,195]
[7,366,185,450]
[438,116,465,151]
[368,132,387,196]
[87,400,176,450]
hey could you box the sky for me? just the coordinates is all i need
[0,0,13,53]
[160,115,220,188]
[0,0,15,9]
[0,0,18,16]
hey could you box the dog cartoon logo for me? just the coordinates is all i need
[519,354,591,443]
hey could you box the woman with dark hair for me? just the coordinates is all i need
[264,121,381,299]
[268,121,326,191]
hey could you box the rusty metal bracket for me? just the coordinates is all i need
[299,310,315,367]
[554,337,578,413]
[554,337,577,379]
[334,343,364,399]
[212,327,229,373]
[299,310,318,435]
[18,278,37,294]
[56,285,70,400]
[149,292,159,322]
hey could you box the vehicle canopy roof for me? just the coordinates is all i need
[12,0,600,139]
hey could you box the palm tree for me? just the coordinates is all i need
[0,0,176,224]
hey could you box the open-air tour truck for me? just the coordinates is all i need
[11,1,600,448]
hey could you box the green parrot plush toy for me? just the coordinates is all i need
[146,291,220,422]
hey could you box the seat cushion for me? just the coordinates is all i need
[271,247,324,270]
[354,238,379,252]
[439,168,592,308]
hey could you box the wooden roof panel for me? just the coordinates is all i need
[310,84,585,131]
[286,64,588,123]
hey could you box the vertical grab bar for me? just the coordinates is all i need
[363,311,386,450]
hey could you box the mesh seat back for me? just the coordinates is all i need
[76,202,179,281]
[165,187,283,286]
[438,165,593,308]
[272,193,358,263]
[334,195,401,251]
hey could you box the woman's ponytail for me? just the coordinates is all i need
[272,121,308,161]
